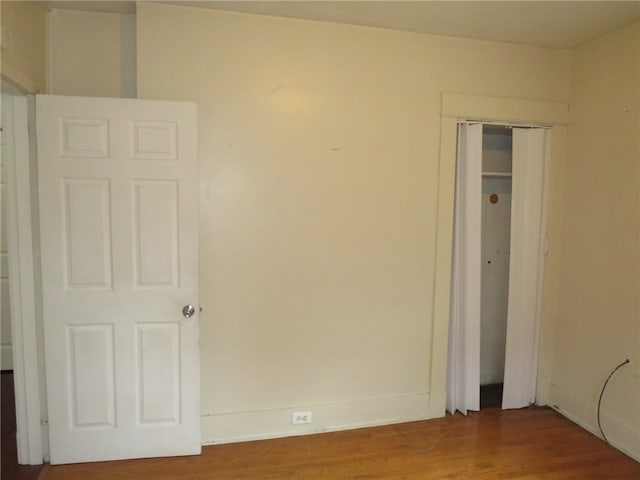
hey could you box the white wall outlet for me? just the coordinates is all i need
[291,411,312,425]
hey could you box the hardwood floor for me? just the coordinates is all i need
[1,372,45,480]
[43,407,640,480]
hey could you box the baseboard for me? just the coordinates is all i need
[547,382,640,462]
[201,393,435,445]
[427,389,446,418]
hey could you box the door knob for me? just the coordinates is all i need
[182,304,196,318]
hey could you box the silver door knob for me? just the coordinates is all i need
[182,305,196,318]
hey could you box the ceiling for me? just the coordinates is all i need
[49,1,640,49]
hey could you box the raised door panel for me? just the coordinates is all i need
[67,324,116,429]
[62,179,112,289]
[59,118,110,158]
[132,180,179,288]
[130,121,177,160]
[136,322,181,425]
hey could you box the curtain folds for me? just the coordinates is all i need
[502,128,548,409]
[446,123,482,415]
[447,123,548,414]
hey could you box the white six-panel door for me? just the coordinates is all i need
[36,95,200,464]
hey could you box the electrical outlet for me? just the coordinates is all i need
[291,411,312,425]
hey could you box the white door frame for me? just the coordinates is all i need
[2,91,46,464]
[431,93,568,416]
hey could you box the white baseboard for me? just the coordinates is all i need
[547,382,640,462]
[1,345,13,371]
[201,393,436,445]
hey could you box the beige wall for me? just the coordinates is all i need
[17,1,638,457]
[0,1,47,93]
[12,0,637,459]
[548,22,640,459]
[136,3,570,443]
[49,9,136,97]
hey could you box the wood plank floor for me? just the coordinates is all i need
[43,407,640,480]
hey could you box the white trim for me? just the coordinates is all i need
[45,8,53,94]
[2,94,45,464]
[1,76,29,96]
[458,119,552,129]
[434,93,566,418]
[548,383,640,462]
[0,66,38,95]
[442,93,568,125]
[534,125,567,407]
[202,393,432,445]
[531,131,553,402]
[428,116,457,418]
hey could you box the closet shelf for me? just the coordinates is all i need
[482,171,512,178]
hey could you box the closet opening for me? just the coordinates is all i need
[446,120,549,416]
[480,125,512,409]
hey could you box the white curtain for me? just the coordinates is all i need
[446,123,482,415]
[502,128,548,409]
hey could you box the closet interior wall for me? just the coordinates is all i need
[480,127,512,388]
